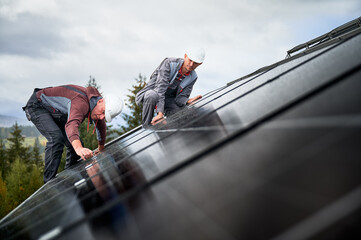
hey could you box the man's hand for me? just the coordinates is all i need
[187,95,202,105]
[93,144,105,155]
[72,139,94,160]
[151,112,164,125]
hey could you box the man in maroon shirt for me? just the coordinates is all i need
[23,85,123,183]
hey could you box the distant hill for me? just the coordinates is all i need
[0,114,32,128]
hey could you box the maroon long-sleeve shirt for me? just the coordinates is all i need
[36,85,106,145]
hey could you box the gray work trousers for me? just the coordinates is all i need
[141,90,182,125]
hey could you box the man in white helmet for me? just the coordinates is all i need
[23,85,123,183]
[136,47,205,126]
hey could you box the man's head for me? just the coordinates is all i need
[91,94,123,122]
[183,47,205,73]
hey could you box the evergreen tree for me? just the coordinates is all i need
[0,172,9,218]
[5,158,43,211]
[6,123,30,165]
[0,138,7,177]
[58,148,67,172]
[25,165,43,197]
[5,158,29,209]
[32,137,43,168]
[79,120,98,150]
[120,73,147,133]
[87,75,102,94]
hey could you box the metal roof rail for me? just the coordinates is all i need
[227,16,361,86]
[286,17,361,58]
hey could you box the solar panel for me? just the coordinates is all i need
[1,19,360,240]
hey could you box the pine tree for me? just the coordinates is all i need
[0,172,9,218]
[6,123,30,165]
[5,157,43,211]
[120,73,147,133]
[0,138,7,177]
[87,75,102,94]
[32,137,43,168]
[5,158,29,209]
[25,165,43,197]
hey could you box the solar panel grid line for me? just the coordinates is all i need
[1,152,156,239]
[50,57,361,239]
[164,42,345,128]
[154,123,245,133]
[271,185,361,240]
[199,85,228,99]
[104,125,143,148]
[164,44,351,131]
[187,65,280,111]
[160,184,239,240]
[151,54,287,123]
[0,172,89,225]
[254,112,361,186]
[1,129,192,237]
[0,151,134,231]
[262,114,361,129]
[1,33,357,236]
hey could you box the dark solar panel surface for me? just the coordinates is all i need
[0,28,360,240]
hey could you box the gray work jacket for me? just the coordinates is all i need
[135,57,198,113]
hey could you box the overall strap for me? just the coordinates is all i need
[61,85,87,98]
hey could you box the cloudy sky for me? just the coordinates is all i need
[0,0,360,126]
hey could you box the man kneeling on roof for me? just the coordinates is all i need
[136,47,205,126]
[23,85,123,183]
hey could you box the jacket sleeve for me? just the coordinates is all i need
[65,98,89,144]
[174,79,196,107]
[154,59,171,113]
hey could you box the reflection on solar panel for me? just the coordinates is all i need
[1,17,361,240]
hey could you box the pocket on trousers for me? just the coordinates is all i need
[24,108,32,121]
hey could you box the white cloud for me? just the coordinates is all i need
[0,0,360,120]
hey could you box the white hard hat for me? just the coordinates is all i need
[104,94,123,122]
[186,47,205,63]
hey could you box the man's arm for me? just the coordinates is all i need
[153,59,172,114]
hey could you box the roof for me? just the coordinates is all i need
[1,16,361,240]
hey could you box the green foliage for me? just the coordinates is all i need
[32,137,43,168]
[0,124,44,219]
[79,121,99,150]
[58,147,66,172]
[5,158,29,209]
[0,172,10,217]
[0,138,7,177]
[4,158,43,213]
[119,73,147,134]
[6,123,31,165]
[25,165,43,197]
